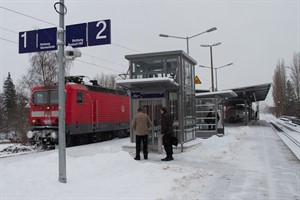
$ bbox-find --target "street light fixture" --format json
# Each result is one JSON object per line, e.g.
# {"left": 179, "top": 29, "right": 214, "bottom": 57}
{"left": 159, "top": 27, "right": 217, "bottom": 54}
{"left": 199, "top": 63, "right": 233, "bottom": 91}
{"left": 200, "top": 42, "right": 222, "bottom": 91}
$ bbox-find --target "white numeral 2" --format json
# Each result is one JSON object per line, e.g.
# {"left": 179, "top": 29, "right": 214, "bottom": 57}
{"left": 96, "top": 20, "right": 107, "bottom": 40}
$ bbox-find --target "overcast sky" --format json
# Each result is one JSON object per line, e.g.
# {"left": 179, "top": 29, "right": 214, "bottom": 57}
{"left": 0, "top": 0, "right": 299, "bottom": 106}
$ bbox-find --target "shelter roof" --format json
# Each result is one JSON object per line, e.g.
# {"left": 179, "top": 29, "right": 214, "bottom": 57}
{"left": 116, "top": 77, "right": 179, "bottom": 90}
{"left": 125, "top": 50, "right": 197, "bottom": 65}
{"left": 196, "top": 90, "right": 237, "bottom": 99}
{"left": 225, "top": 83, "right": 271, "bottom": 106}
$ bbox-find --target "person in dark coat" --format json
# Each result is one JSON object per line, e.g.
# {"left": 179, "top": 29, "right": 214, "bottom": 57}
{"left": 132, "top": 107, "right": 152, "bottom": 160}
{"left": 206, "top": 109, "right": 220, "bottom": 130}
{"left": 160, "top": 107, "right": 174, "bottom": 161}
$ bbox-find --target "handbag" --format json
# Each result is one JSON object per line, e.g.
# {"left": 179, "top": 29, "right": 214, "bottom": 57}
{"left": 171, "top": 136, "right": 178, "bottom": 146}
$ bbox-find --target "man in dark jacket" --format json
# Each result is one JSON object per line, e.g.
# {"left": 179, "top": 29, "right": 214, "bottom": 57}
{"left": 132, "top": 107, "right": 152, "bottom": 160}
{"left": 160, "top": 107, "right": 174, "bottom": 161}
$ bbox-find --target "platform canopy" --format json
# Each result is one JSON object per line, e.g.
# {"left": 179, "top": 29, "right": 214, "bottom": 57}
{"left": 225, "top": 83, "right": 271, "bottom": 106}
{"left": 116, "top": 77, "right": 179, "bottom": 90}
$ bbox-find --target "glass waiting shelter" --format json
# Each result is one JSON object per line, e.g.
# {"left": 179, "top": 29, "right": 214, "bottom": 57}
{"left": 116, "top": 50, "right": 197, "bottom": 152}
{"left": 195, "top": 90, "right": 237, "bottom": 138}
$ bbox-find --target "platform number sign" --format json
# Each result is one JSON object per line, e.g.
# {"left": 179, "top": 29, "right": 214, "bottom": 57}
{"left": 19, "top": 19, "right": 111, "bottom": 53}
{"left": 19, "top": 27, "right": 57, "bottom": 54}
{"left": 88, "top": 19, "right": 111, "bottom": 46}
{"left": 66, "top": 19, "right": 111, "bottom": 48}
{"left": 66, "top": 23, "right": 87, "bottom": 48}
{"left": 19, "top": 30, "right": 38, "bottom": 53}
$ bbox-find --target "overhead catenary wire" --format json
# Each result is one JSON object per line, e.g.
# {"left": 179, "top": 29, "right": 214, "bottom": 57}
{"left": 76, "top": 59, "right": 124, "bottom": 74}
{"left": 0, "top": 37, "right": 18, "bottom": 44}
{"left": 0, "top": 27, "right": 18, "bottom": 34}
{"left": 0, "top": 32, "right": 129, "bottom": 73}
{"left": 83, "top": 52, "right": 125, "bottom": 67}
{"left": 0, "top": 6, "right": 58, "bottom": 27}
{"left": 0, "top": 6, "right": 139, "bottom": 53}
{"left": 0, "top": 6, "right": 137, "bottom": 74}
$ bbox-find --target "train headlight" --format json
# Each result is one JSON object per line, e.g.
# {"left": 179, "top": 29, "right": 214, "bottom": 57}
{"left": 27, "top": 131, "right": 35, "bottom": 139}
{"left": 51, "top": 132, "right": 57, "bottom": 139}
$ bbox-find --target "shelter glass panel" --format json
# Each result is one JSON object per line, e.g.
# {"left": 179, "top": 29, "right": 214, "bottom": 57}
{"left": 167, "top": 92, "right": 179, "bottom": 139}
{"left": 166, "top": 57, "right": 179, "bottom": 80}
{"left": 131, "top": 57, "right": 179, "bottom": 79}
{"left": 196, "top": 98, "right": 219, "bottom": 131}
{"left": 168, "top": 92, "right": 178, "bottom": 121}
{"left": 184, "top": 60, "right": 192, "bottom": 87}
{"left": 183, "top": 90, "right": 196, "bottom": 142}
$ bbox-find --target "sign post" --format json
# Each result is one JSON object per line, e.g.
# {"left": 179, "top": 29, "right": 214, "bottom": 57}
{"left": 57, "top": 0, "right": 67, "bottom": 183}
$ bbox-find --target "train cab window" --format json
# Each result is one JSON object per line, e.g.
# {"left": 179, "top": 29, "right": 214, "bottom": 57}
{"left": 77, "top": 91, "right": 84, "bottom": 104}
{"left": 50, "top": 90, "right": 58, "bottom": 104}
{"left": 33, "top": 91, "right": 48, "bottom": 105}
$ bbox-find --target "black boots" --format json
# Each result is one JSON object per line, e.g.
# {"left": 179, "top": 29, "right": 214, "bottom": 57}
{"left": 134, "top": 156, "right": 140, "bottom": 160}
{"left": 161, "top": 156, "right": 174, "bottom": 161}
{"left": 134, "top": 154, "right": 148, "bottom": 160}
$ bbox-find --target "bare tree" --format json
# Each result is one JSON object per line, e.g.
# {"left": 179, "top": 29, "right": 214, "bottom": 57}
{"left": 284, "top": 80, "right": 296, "bottom": 116}
{"left": 94, "top": 73, "right": 117, "bottom": 89}
{"left": 290, "top": 52, "right": 300, "bottom": 99}
{"left": 289, "top": 52, "right": 300, "bottom": 118}
{"left": 272, "top": 59, "right": 287, "bottom": 116}
{"left": 18, "top": 51, "right": 71, "bottom": 95}
{"left": 0, "top": 94, "right": 4, "bottom": 132}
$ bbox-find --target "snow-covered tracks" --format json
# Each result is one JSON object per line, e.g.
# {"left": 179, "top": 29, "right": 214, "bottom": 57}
{"left": 270, "top": 122, "right": 300, "bottom": 148}
{"left": 264, "top": 116, "right": 300, "bottom": 160}
{"left": 0, "top": 144, "right": 43, "bottom": 159}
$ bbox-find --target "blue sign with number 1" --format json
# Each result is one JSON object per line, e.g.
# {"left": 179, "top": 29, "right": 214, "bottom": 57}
{"left": 19, "top": 27, "right": 57, "bottom": 53}
{"left": 19, "top": 30, "right": 38, "bottom": 53}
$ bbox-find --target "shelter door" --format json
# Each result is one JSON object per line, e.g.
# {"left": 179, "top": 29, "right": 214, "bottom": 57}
{"left": 139, "top": 99, "right": 163, "bottom": 151}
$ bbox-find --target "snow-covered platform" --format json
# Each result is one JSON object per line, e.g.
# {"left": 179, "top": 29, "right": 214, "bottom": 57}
{"left": 122, "top": 137, "right": 203, "bottom": 154}
{"left": 1, "top": 116, "right": 299, "bottom": 199}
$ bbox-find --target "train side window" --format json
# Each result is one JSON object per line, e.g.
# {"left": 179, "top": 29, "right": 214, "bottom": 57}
{"left": 77, "top": 91, "right": 84, "bottom": 104}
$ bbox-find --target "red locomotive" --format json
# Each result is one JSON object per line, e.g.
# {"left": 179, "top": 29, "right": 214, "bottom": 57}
{"left": 26, "top": 76, "right": 130, "bottom": 148}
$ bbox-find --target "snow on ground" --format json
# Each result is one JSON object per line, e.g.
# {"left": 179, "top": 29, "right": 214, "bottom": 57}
{"left": 1, "top": 115, "right": 299, "bottom": 200}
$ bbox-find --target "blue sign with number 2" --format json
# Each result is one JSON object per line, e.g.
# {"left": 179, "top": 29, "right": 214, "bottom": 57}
{"left": 88, "top": 19, "right": 111, "bottom": 46}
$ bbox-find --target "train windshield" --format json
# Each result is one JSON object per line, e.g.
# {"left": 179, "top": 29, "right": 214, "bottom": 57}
{"left": 32, "top": 90, "right": 58, "bottom": 105}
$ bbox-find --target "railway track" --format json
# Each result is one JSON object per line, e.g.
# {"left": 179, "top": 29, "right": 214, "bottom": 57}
{"left": 270, "top": 122, "right": 300, "bottom": 148}
{"left": 0, "top": 144, "right": 44, "bottom": 159}
{"left": 264, "top": 115, "right": 300, "bottom": 160}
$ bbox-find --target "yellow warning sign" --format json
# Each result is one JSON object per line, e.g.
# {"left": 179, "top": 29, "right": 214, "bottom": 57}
{"left": 194, "top": 76, "right": 201, "bottom": 84}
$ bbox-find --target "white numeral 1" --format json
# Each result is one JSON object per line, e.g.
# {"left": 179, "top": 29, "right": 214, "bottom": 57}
{"left": 21, "top": 32, "right": 27, "bottom": 48}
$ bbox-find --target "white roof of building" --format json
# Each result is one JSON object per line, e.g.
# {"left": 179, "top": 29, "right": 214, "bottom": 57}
{"left": 116, "top": 77, "right": 179, "bottom": 90}
{"left": 196, "top": 90, "right": 237, "bottom": 99}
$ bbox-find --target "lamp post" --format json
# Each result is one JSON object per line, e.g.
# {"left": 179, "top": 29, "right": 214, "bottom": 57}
{"left": 214, "top": 63, "right": 233, "bottom": 91}
{"left": 200, "top": 42, "right": 221, "bottom": 91}
{"left": 159, "top": 27, "right": 217, "bottom": 55}
{"left": 199, "top": 62, "right": 233, "bottom": 91}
